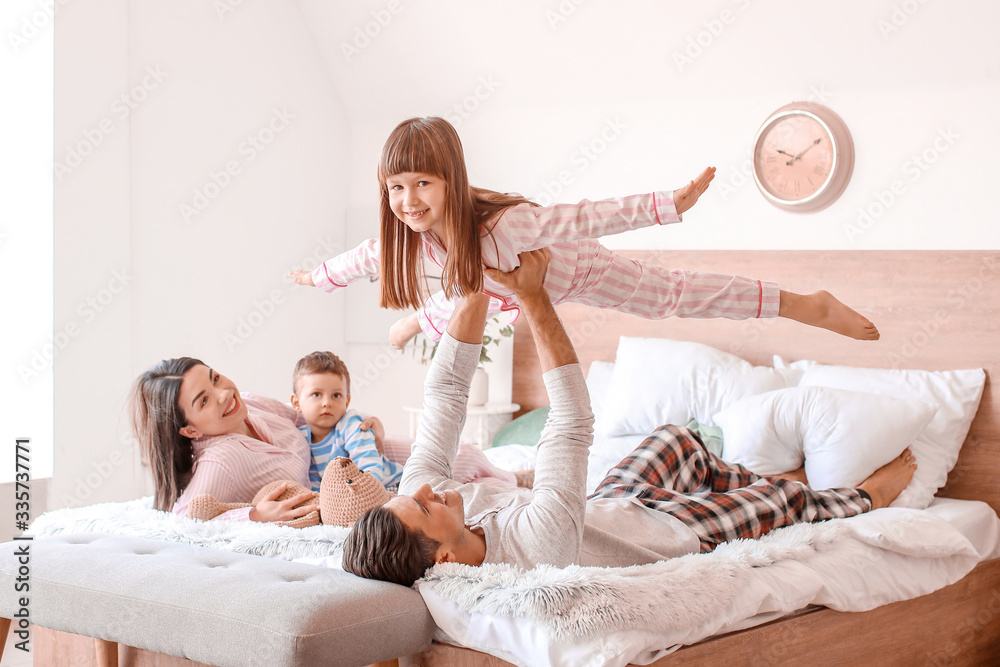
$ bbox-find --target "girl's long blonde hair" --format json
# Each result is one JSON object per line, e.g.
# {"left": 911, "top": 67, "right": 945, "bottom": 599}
{"left": 129, "top": 357, "right": 203, "bottom": 511}
{"left": 377, "top": 117, "right": 538, "bottom": 311}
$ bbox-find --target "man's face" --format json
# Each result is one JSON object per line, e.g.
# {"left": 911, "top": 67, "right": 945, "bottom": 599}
{"left": 385, "top": 483, "right": 467, "bottom": 562}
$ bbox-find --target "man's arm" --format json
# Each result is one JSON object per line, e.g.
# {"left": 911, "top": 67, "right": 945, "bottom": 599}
{"left": 484, "top": 248, "right": 575, "bottom": 373}
{"left": 485, "top": 249, "right": 594, "bottom": 567}
{"left": 396, "top": 292, "right": 491, "bottom": 495}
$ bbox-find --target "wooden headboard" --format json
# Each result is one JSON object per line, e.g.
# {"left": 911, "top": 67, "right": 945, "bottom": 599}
{"left": 512, "top": 250, "right": 999, "bottom": 514}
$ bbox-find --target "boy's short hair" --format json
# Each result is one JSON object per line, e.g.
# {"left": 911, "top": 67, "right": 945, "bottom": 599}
{"left": 292, "top": 351, "right": 351, "bottom": 396}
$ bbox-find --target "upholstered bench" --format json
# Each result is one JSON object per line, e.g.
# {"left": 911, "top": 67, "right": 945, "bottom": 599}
{"left": 0, "top": 534, "right": 435, "bottom": 666}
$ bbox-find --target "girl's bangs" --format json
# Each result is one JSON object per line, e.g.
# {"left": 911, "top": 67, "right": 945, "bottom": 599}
{"left": 379, "top": 122, "right": 448, "bottom": 181}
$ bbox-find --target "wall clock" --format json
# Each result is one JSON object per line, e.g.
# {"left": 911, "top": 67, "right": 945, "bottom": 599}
{"left": 752, "top": 102, "right": 854, "bottom": 213}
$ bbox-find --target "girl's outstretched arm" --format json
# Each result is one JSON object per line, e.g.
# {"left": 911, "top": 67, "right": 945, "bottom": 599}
{"left": 492, "top": 167, "right": 714, "bottom": 263}
{"left": 287, "top": 238, "right": 381, "bottom": 292}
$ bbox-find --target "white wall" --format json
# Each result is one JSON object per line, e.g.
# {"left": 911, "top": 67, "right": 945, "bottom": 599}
{"left": 42, "top": 0, "right": 999, "bottom": 507}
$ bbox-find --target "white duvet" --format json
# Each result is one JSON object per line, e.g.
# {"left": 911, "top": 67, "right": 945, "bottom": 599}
{"left": 419, "top": 495, "right": 999, "bottom": 667}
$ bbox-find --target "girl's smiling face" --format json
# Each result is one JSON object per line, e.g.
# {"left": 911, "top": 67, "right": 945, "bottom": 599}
{"left": 177, "top": 365, "right": 248, "bottom": 439}
{"left": 386, "top": 171, "right": 447, "bottom": 237}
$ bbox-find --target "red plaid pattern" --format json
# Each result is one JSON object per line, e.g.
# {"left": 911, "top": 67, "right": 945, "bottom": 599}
{"left": 590, "top": 425, "right": 871, "bottom": 552}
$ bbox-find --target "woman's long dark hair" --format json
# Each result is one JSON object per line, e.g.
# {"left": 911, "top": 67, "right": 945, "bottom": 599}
{"left": 129, "top": 357, "right": 204, "bottom": 511}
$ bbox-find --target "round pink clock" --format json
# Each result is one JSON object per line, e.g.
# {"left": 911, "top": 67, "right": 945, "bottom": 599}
{"left": 752, "top": 102, "right": 855, "bottom": 213}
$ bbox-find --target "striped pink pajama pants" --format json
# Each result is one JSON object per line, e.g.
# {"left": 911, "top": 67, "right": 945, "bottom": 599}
{"left": 557, "top": 241, "right": 781, "bottom": 321}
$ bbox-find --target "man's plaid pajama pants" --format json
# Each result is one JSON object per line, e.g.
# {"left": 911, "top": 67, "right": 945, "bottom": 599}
{"left": 589, "top": 424, "right": 872, "bottom": 552}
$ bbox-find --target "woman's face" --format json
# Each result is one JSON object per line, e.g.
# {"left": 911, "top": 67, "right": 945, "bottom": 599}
{"left": 177, "top": 364, "right": 248, "bottom": 439}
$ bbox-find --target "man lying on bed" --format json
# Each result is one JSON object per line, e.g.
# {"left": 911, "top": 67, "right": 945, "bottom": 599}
{"left": 343, "top": 248, "right": 917, "bottom": 587}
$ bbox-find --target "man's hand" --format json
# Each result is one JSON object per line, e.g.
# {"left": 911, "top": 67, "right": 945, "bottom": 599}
{"left": 248, "top": 482, "right": 319, "bottom": 523}
{"left": 485, "top": 248, "right": 576, "bottom": 373}
{"left": 484, "top": 247, "right": 551, "bottom": 300}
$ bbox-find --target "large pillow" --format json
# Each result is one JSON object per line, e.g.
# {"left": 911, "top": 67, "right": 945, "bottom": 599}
{"left": 716, "top": 387, "right": 939, "bottom": 500}
{"left": 599, "top": 337, "right": 801, "bottom": 436}
{"left": 585, "top": 360, "right": 615, "bottom": 425}
{"left": 774, "top": 356, "right": 986, "bottom": 509}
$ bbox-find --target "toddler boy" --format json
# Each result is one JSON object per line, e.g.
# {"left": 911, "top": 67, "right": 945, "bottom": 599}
{"left": 291, "top": 351, "right": 403, "bottom": 491}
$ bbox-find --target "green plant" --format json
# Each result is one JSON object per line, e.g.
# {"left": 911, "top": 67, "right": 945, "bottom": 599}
{"left": 415, "top": 317, "right": 514, "bottom": 365}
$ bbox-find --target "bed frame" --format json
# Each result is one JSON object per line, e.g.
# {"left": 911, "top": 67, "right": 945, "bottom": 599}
{"left": 3, "top": 250, "right": 998, "bottom": 666}
{"left": 415, "top": 249, "right": 1000, "bottom": 666}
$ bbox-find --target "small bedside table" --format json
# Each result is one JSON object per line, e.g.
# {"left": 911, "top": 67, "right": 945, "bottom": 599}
{"left": 404, "top": 402, "right": 520, "bottom": 449}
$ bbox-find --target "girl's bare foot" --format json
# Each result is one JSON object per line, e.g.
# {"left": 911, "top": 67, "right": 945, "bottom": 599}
{"left": 778, "top": 290, "right": 880, "bottom": 341}
{"left": 858, "top": 448, "right": 917, "bottom": 509}
{"left": 388, "top": 312, "right": 422, "bottom": 350}
{"left": 514, "top": 469, "right": 535, "bottom": 489}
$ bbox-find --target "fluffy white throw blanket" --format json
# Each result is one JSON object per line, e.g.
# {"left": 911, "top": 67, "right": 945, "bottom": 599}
{"left": 28, "top": 497, "right": 351, "bottom": 561}
{"left": 420, "top": 520, "right": 846, "bottom": 641}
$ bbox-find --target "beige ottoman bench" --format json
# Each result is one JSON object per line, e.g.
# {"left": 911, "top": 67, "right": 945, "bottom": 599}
{"left": 0, "top": 533, "right": 434, "bottom": 666}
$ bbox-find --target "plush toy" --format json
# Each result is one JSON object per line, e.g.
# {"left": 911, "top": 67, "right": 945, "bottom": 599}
{"left": 186, "top": 456, "right": 394, "bottom": 528}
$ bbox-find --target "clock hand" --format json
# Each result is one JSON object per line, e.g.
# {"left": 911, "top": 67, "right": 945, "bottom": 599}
{"left": 790, "top": 138, "right": 822, "bottom": 162}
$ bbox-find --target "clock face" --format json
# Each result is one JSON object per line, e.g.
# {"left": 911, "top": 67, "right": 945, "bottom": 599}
{"left": 752, "top": 103, "right": 854, "bottom": 213}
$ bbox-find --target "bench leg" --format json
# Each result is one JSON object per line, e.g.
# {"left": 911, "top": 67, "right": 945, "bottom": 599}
{"left": 0, "top": 617, "right": 10, "bottom": 661}
{"left": 96, "top": 637, "right": 119, "bottom": 667}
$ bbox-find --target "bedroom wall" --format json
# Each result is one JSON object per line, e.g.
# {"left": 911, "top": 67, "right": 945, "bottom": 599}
{"left": 41, "top": 0, "right": 998, "bottom": 506}
{"left": 46, "top": 0, "right": 351, "bottom": 508}
{"left": 296, "top": 0, "right": 1000, "bottom": 435}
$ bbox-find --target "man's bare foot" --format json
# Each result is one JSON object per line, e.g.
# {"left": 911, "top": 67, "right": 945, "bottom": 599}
{"left": 673, "top": 166, "right": 716, "bottom": 216}
{"left": 514, "top": 469, "right": 535, "bottom": 489}
{"left": 771, "top": 467, "right": 808, "bottom": 485}
{"left": 858, "top": 448, "right": 917, "bottom": 509}
{"left": 388, "top": 312, "right": 422, "bottom": 350}
{"left": 778, "top": 290, "right": 880, "bottom": 341}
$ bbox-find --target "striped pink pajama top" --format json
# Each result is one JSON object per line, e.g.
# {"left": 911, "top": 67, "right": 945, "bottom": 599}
{"left": 173, "top": 393, "right": 311, "bottom": 521}
{"left": 312, "top": 191, "right": 780, "bottom": 341}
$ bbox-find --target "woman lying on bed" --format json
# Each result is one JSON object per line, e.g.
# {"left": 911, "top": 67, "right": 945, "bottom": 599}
{"left": 128, "top": 357, "right": 518, "bottom": 523}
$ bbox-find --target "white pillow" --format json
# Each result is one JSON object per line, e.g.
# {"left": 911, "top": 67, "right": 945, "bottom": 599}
{"left": 585, "top": 360, "right": 615, "bottom": 426}
{"left": 775, "top": 356, "right": 986, "bottom": 509}
{"left": 716, "top": 387, "right": 939, "bottom": 496}
{"left": 600, "top": 337, "right": 801, "bottom": 436}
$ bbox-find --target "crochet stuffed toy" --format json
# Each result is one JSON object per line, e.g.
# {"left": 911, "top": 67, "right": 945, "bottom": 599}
{"left": 186, "top": 456, "right": 394, "bottom": 528}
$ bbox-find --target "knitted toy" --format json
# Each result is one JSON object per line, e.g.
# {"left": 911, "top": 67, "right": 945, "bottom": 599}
{"left": 186, "top": 457, "right": 394, "bottom": 528}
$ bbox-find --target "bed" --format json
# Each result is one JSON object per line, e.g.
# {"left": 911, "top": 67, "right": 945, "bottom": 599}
{"left": 2, "top": 249, "right": 999, "bottom": 666}
{"left": 410, "top": 249, "right": 1000, "bottom": 666}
